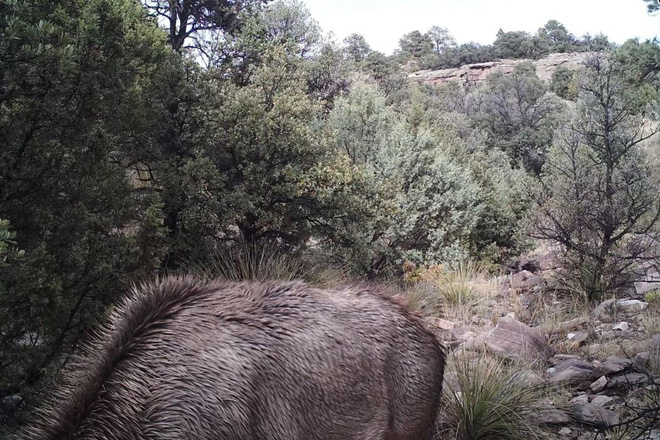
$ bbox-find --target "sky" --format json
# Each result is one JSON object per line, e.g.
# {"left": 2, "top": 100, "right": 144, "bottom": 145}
{"left": 300, "top": 0, "right": 660, "bottom": 54}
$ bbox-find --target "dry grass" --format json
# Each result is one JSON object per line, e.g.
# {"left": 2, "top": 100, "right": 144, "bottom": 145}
{"left": 411, "top": 260, "right": 497, "bottom": 323}
{"left": 189, "top": 242, "right": 347, "bottom": 287}
{"left": 641, "top": 308, "right": 660, "bottom": 337}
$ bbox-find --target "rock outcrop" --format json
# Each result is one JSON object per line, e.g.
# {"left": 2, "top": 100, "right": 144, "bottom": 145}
{"left": 409, "top": 52, "right": 592, "bottom": 86}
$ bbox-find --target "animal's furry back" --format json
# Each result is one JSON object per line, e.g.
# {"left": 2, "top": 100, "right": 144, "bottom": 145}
{"left": 25, "top": 276, "right": 445, "bottom": 440}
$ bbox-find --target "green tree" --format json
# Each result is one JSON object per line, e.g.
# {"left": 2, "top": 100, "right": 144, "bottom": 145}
{"left": 399, "top": 30, "right": 434, "bottom": 59}
{"left": 537, "top": 20, "right": 576, "bottom": 53}
{"left": 0, "top": 0, "right": 169, "bottom": 421}
{"left": 551, "top": 66, "right": 578, "bottom": 100}
{"left": 327, "top": 81, "right": 481, "bottom": 275}
{"left": 615, "top": 39, "right": 660, "bottom": 112}
{"left": 258, "top": 0, "right": 321, "bottom": 57}
{"left": 206, "top": 47, "right": 338, "bottom": 245}
{"left": 476, "top": 63, "right": 565, "bottom": 173}
{"left": 494, "top": 29, "right": 535, "bottom": 59}
{"left": 141, "top": 0, "right": 268, "bottom": 51}
{"left": 535, "top": 56, "right": 660, "bottom": 301}
{"left": 579, "top": 32, "right": 612, "bottom": 52}
{"left": 428, "top": 26, "right": 456, "bottom": 54}
{"left": 343, "top": 33, "right": 371, "bottom": 62}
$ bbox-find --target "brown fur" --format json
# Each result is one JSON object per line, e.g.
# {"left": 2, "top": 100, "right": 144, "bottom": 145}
{"left": 24, "top": 276, "right": 445, "bottom": 440}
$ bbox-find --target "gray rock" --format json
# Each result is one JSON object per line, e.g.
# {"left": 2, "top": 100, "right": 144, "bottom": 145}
{"left": 608, "top": 372, "right": 649, "bottom": 389}
{"left": 591, "top": 299, "right": 615, "bottom": 322}
{"left": 591, "top": 395, "right": 615, "bottom": 408}
{"left": 410, "top": 52, "right": 592, "bottom": 86}
{"left": 634, "top": 268, "right": 660, "bottom": 296}
{"left": 567, "top": 331, "right": 589, "bottom": 343}
{"left": 512, "top": 370, "right": 545, "bottom": 387}
{"left": 612, "top": 321, "right": 629, "bottom": 331}
{"left": 559, "top": 427, "right": 573, "bottom": 436}
{"left": 634, "top": 280, "right": 660, "bottom": 296}
{"left": 590, "top": 375, "right": 608, "bottom": 393}
{"left": 570, "top": 394, "right": 590, "bottom": 404}
{"left": 529, "top": 405, "right": 571, "bottom": 425}
{"left": 511, "top": 270, "right": 542, "bottom": 289}
{"left": 484, "top": 316, "right": 553, "bottom": 362}
{"left": 548, "top": 358, "right": 596, "bottom": 385}
{"left": 633, "top": 351, "right": 650, "bottom": 367}
{"left": 598, "top": 356, "right": 632, "bottom": 375}
{"left": 571, "top": 402, "right": 620, "bottom": 427}
{"left": 550, "top": 354, "right": 585, "bottom": 365}
{"left": 616, "top": 299, "right": 648, "bottom": 312}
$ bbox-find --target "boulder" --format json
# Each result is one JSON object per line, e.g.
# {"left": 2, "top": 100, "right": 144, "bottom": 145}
{"left": 558, "top": 427, "right": 573, "bottom": 437}
{"left": 511, "top": 370, "right": 545, "bottom": 387}
{"left": 591, "top": 299, "right": 615, "bottom": 322}
{"left": 612, "top": 321, "right": 629, "bottom": 331}
{"left": 484, "top": 316, "right": 553, "bottom": 362}
{"left": 511, "top": 270, "right": 542, "bottom": 289}
{"left": 548, "top": 358, "right": 594, "bottom": 385}
{"left": 634, "top": 269, "right": 660, "bottom": 296}
{"left": 598, "top": 356, "right": 632, "bottom": 375}
{"left": 590, "top": 375, "right": 608, "bottom": 393}
{"left": 571, "top": 403, "right": 620, "bottom": 428}
{"left": 591, "top": 395, "right": 615, "bottom": 408}
{"left": 616, "top": 299, "right": 648, "bottom": 312}
{"left": 634, "top": 351, "right": 651, "bottom": 367}
{"left": 528, "top": 405, "right": 571, "bottom": 425}
{"left": 607, "top": 373, "right": 649, "bottom": 390}
{"left": 567, "top": 331, "right": 589, "bottom": 344}
{"left": 570, "top": 394, "right": 589, "bottom": 404}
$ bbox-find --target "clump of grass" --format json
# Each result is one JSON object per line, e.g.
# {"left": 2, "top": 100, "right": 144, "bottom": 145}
{"left": 189, "top": 242, "right": 346, "bottom": 287}
{"left": 641, "top": 308, "right": 660, "bottom": 336}
{"left": 413, "top": 259, "right": 493, "bottom": 321}
{"left": 646, "top": 291, "right": 660, "bottom": 307}
{"left": 437, "top": 354, "right": 550, "bottom": 440}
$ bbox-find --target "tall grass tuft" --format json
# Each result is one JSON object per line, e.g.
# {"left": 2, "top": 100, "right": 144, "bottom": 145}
{"left": 411, "top": 259, "right": 492, "bottom": 321}
{"left": 437, "top": 355, "right": 550, "bottom": 440}
{"left": 188, "top": 242, "right": 346, "bottom": 287}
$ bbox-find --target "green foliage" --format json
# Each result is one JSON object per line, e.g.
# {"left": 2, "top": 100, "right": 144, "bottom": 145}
{"left": 614, "top": 39, "right": 660, "bottom": 112}
{"left": 326, "top": 81, "right": 484, "bottom": 275}
{"left": 646, "top": 290, "right": 660, "bottom": 305}
{"left": 343, "top": 33, "right": 371, "bottom": 62}
{"left": 551, "top": 66, "right": 578, "bottom": 100}
{"left": 494, "top": 29, "right": 536, "bottom": 59}
{"left": 398, "top": 30, "right": 434, "bottom": 61}
{"left": 423, "top": 260, "right": 485, "bottom": 308}
{"left": 0, "top": 0, "right": 171, "bottom": 428}
{"left": 537, "top": 20, "right": 576, "bottom": 54}
{"left": 475, "top": 63, "right": 566, "bottom": 173}
{"left": 0, "top": 219, "right": 23, "bottom": 267}
{"left": 427, "top": 26, "right": 456, "bottom": 54}
{"left": 207, "top": 47, "right": 340, "bottom": 245}
{"left": 535, "top": 55, "right": 660, "bottom": 301}
{"left": 141, "top": 0, "right": 268, "bottom": 51}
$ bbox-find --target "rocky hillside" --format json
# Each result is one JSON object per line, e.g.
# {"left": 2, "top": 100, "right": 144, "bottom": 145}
{"left": 413, "top": 247, "right": 660, "bottom": 439}
{"left": 409, "top": 52, "right": 591, "bottom": 86}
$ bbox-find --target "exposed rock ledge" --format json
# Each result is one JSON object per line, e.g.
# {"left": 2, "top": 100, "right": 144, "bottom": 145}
{"left": 409, "top": 52, "right": 593, "bottom": 86}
